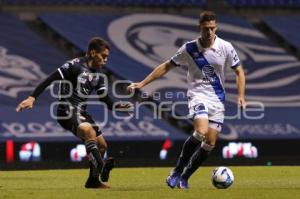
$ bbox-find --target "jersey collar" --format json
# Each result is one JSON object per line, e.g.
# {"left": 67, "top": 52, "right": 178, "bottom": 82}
{"left": 197, "top": 35, "right": 220, "bottom": 52}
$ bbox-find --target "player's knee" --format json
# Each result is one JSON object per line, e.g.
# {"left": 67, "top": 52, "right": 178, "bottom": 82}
{"left": 193, "top": 130, "right": 207, "bottom": 141}
{"left": 78, "top": 123, "right": 96, "bottom": 140}
{"left": 204, "top": 138, "right": 217, "bottom": 146}
{"left": 201, "top": 142, "right": 215, "bottom": 151}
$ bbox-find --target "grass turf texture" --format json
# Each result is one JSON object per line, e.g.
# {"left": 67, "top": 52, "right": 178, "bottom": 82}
{"left": 1, "top": 166, "right": 300, "bottom": 199}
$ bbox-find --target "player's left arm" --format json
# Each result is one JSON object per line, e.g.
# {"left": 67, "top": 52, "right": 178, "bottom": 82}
{"left": 234, "top": 65, "right": 246, "bottom": 109}
{"left": 227, "top": 42, "right": 246, "bottom": 109}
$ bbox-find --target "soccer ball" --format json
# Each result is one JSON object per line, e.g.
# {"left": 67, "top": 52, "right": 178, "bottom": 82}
{"left": 211, "top": 167, "right": 234, "bottom": 189}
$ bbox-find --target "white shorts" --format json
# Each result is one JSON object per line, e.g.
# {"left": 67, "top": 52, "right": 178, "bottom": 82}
{"left": 188, "top": 98, "right": 225, "bottom": 131}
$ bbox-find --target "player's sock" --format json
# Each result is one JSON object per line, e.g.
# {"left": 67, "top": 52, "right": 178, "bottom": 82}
{"left": 88, "top": 161, "right": 99, "bottom": 180}
{"left": 85, "top": 140, "right": 104, "bottom": 174}
{"left": 180, "top": 143, "right": 214, "bottom": 180}
{"left": 173, "top": 134, "right": 202, "bottom": 174}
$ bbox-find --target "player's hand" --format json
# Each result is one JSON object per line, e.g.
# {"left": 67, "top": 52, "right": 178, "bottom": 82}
{"left": 127, "top": 82, "right": 142, "bottom": 93}
{"left": 16, "top": 96, "right": 36, "bottom": 112}
{"left": 238, "top": 96, "right": 246, "bottom": 109}
{"left": 114, "top": 102, "right": 134, "bottom": 112}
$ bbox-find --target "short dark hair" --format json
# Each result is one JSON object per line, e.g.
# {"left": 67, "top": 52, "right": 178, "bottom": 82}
{"left": 199, "top": 11, "right": 217, "bottom": 24}
{"left": 87, "top": 37, "right": 110, "bottom": 53}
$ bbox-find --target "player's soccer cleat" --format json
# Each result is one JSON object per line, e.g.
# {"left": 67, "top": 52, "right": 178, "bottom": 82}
{"left": 101, "top": 157, "right": 115, "bottom": 182}
{"left": 166, "top": 172, "right": 181, "bottom": 188}
{"left": 177, "top": 179, "right": 189, "bottom": 189}
{"left": 85, "top": 178, "right": 111, "bottom": 189}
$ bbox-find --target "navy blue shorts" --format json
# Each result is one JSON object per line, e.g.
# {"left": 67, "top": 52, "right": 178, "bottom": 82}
{"left": 56, "top": 105, "right": 102, "bottom": 137}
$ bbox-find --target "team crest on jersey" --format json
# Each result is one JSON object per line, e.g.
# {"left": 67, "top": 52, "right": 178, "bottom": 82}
{"left": 202, "top": 65, "right": 217, "bottom": 83}
{"left": 0, "top": 46, "right": 47, "bottom": 98}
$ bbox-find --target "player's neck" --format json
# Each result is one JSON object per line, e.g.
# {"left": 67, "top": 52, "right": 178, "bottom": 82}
{"left": 85, "top": 56, "right": 94, "bottom": 70}
{"left": 199, "top": 36, "right": 215, "bottom": 48}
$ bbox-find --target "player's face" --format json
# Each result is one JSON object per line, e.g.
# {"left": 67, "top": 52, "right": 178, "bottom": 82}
{"left": 199, "top": 20, "right": 217, "bottom": 41}
{"left": 90, "top": 48, "right": 110, "bottom": 68}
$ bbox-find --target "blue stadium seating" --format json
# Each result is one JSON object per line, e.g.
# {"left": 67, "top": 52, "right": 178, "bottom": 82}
{"left": 262, "top": 16, "right": 300, "bottom": 51}
{"left": 228, "top": 0, "right": 300, "bottom": 7}
{"left": 0, "top": 13, "right": 67, "bottom": 105}
{"left": 38, "top": 13, "right": 300, "bottom": 140}
{"left": 0, "top": 14, "right": 187, "bottom": 142}
{"left": 0, "top": 0, "right": 206, "bottom": 7}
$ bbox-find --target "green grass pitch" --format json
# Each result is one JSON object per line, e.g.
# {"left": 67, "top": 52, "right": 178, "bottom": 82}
{"left": 1, "top": 166, "right": 300, "bottom": 199}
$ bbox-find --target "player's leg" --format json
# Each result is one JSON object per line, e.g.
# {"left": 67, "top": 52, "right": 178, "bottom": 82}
{"left": 77, "top": 122, "right": 104, "bottom": 171}
{"left": 76, "top": 123, "right": 110, "bottom": 188}
{"left": 96, "top": 135, "right": 107, "bottom": 157}
{"left": 96, "top": 135, "right": 115, "bottom": 182}
{"left": 56, "top": 106, "right": 107, "bottom": 188}
{"left": 175, "top": 117, "right": 209, "bottom": 189}
{"left": 166, "top": 103, "right": 208, "bottom": 189}
{"left": 86, "top": 135, "right": 107, "bottom": 182}
{"left": 178, "top": 123, "right": 220, "bottom": 189}
{"left": 174, "top": 117, "right": 208, "bottom": 173}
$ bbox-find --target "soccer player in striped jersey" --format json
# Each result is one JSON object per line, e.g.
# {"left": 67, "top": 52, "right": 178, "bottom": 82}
{"left": 128, "top": 11, "right": 246, "bottom": 189}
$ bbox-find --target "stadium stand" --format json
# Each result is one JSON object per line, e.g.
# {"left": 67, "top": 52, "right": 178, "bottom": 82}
{"left": 0, "top": 13, "right": 187, "bottom": 143}
{"left": 0, "top": 0, "right": 206, "bottom": 7}
{"left": 227, "top": 0, "right": 300, "bottom": 8}
{"left": 39, "top": 13, "right": 300, "bottom": 141}
{"left": 262, "top": 16, "right": 300, "bottom": 52}
{"left": 1, "top": 1, "right": 300, "bottom": 167}
{"left": 0, "top": 13, "right": 67, "bottom": 105}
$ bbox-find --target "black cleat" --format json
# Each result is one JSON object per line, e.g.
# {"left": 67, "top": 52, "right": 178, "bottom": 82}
{"left": 101, "top": 157, "right": 115, "bottom": 182}
{"left": 85, "top": 178, "right": 110, "bottom": 189}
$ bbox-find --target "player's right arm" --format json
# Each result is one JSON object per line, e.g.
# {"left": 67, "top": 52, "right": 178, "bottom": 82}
{"left": 127, "top": 43, "right": 188, "bottom": 92}
{"left": 16, "top": 68, "right": 66, "bottom": 112}
{"left": 127, "top": 60, "right": 176, "bottom": 92}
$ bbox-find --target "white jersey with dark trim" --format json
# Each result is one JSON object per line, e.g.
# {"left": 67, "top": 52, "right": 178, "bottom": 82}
{"left": 170, "top": 36, "right": 240, "bottom": 107}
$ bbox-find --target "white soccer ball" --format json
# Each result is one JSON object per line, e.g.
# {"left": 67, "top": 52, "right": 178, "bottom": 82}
{"left": 211, "top": 167, "right": 234, "bottom": 189}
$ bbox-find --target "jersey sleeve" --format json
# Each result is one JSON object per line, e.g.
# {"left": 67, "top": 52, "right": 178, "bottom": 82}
{"left": 57, "top": 60, "right": 77, "bottom": 80}
{"left": 57, "top": 62, "right": 72, "bottom": 79}
{"left": 170, "top": 44, "right": 189, "bottom": 67}
{"left": 30, "top": 70, "right": 62, "bottom": 99}
{"left": 226, "top": 43, "right": 241, "bottom": 69}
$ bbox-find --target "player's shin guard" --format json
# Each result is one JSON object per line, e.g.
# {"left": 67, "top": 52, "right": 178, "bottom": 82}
{"left": 173, "top": 134, "right": 202, "bottom": 174}
{"left": 85, "top": 140, "right": 104, "bottom": 174}
{"left": 180, "top": 142, "right": 214, "bottom": 180}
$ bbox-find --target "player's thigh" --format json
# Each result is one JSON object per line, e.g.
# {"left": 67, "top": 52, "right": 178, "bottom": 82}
{"left": 77, "top": 112, "right": 102, "bottom": 140}
{"left": 193, "top": 117, "right": 209, "bottom": 135}
{"left": 77, "top": 122, "right": 96, "bottom": 140}
{"left": 190, "top": 102, "right": 209, "bottom": 134}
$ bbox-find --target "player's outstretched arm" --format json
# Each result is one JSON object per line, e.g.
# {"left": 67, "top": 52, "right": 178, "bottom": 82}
{"left": 234, "top": 65, "right": 246, "bottom": 109}
{"left": 16, "top": 96, "right": 36, "bottom": 112}
{"left": 16, "top": 70, "right": 62, "bottom": 112}
{"left": 127, "top": 60, "right": 175, "bottom": 92}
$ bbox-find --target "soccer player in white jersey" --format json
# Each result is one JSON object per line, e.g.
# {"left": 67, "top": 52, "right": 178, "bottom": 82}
{"left": 128, "top": 11, "right": 246, "bottom": 189}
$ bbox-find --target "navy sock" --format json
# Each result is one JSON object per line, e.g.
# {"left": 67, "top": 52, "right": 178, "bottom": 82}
{"left": 180, "top": 147, "right": 211, "bottom": 180}
{"left": 85, "top": 140, "right": 104, "bottom": 174}
{"left": 173, "top": 136, "right": 201, "bottom": 174}
{"left": 88, "top": 161, "right": 99, "bottom": 179}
